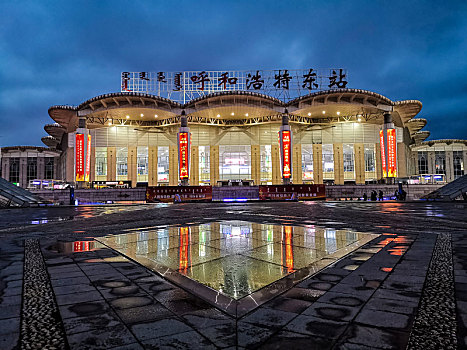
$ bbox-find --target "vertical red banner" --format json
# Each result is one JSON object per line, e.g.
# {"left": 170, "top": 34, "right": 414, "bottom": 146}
{"left": 179, "top": 227, "right": 190, "bottom": 272}
{"left": 75, "top": 134, "right": 85, "bottom": 181}
{"left": 85, "top": 134, "right": 92, "bottom": 182}
{"left": 281, "top": 130, "right": 291, "bottom": 178}
{"left": 379, "top": 130, "right": 387, "bottom": 178}
{"left": 179, "top": 132, "right": 189, "bottom": 179}
{"left": 387, "top": 129, "right": 397, "bottom": 177}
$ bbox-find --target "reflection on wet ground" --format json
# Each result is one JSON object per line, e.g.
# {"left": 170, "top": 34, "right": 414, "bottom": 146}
{"left": 0, "top": 204, "right": 165, "bottom": 229}
{"left": 98, "top": 221, "right": 377, "bottom": 303}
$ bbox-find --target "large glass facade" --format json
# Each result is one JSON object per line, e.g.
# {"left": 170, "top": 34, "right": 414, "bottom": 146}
{"left": 435, "top": 151, "right": 446, "bottom": 174}
{"left": 453, "top": 151, "right": 464, "bottom": 179}
{"left": 137, "top": 146, "right": 148, "bottom": 183}
{"left": 343, "top": 144, "right": 355, "bottom": 180}
{"left": 199, "top": 146, "right": 210, "bottom": 184}
{"left": 116, "top": 147, "right": 128, "bottom": 180}
{"left": 260, "top": 145, "right": 272, "bottom": 183}
{"left": 301, "top": 144, "right": 313, "bottom": 182}
{"left": 418, "top": 151, "right": 428, "bottom": 174}
{"left": 219, "top": 145, "right": 251, "bottom": 181}
{"left": 157, "top": 146, "right": 169, "bottom": 183}
{"left": 322, "top": 144, "right": 334, "bottom": 180}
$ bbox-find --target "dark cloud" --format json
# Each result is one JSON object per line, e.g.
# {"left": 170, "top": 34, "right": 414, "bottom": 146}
{"left": 0, "top": 0, "right": 466, "bottom": 146}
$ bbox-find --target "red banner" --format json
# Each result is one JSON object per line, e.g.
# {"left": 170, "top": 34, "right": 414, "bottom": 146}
{"left": 75, "top": 134, "right": 85, "bottom": 181}
{"left": 179, "top": 132, "right": 189, "bottom": 179}
{"left": 387, "top": 129, "right": 397, "bottom": 177}
{"left": 281, "top": 130, "right": 291, "bottom": 178}
{"left": 379, "top": 130, "right": 387, "bottom": 178}
{"left": 85, "top": 134, "right": 92, "bottom": 182}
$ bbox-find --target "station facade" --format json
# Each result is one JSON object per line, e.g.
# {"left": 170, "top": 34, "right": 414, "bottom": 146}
{"left": 41, "top": 89, "right": 466, "bottom": 188}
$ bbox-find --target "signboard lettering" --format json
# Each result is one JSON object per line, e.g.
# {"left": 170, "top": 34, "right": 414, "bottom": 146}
{"left": 179, "top": 132, "right": 189, "bottom": 179}
{"left": 75, "top": 134, "right": 85, "bottom": 181}
{"left": 281, "top": 131, "right": 291, "bottom": 179}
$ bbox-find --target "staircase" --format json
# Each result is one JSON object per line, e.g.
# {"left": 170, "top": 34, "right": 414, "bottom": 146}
{"left": 422, "top": 174, "right": 467, "bottom": 201}
{"left": 0, "top": 177, "right": 47, "bottom": 207}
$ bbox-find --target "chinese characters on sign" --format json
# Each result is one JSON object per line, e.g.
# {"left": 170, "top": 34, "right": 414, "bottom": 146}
{"left": 75, "top": 134, "right": 85, "bottom": 181}
{"left": 178, "top": 132, "right": 189, "bottom": 179}
{"left": 380, "top": 129, "right": 397, "bottom": 178}
{"left": 85, "top": 135, "right": 92, "bottom": 182}
{"left": 280, "top": 130, "right": 292, "bottom": 179}
{"left": 121, "top": 68, "right": 348, "bottom": 103}
{"left": 387, "top": 129, "right": 397, "bottom": 177}
{"left": 379, "top": 130, "right": 387, "bottom": 178}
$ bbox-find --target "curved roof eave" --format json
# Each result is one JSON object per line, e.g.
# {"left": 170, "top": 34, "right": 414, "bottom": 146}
{"left": 48, "top": 105, "right": 77, "bottom": 131}
{"left": 184, "top": 90, "right": 285, "bottom": 109}
{"left": 413, "top": 130, "right": 430, "bottom": 143}
{"left": 393, "top": 100, "right": 423, "bottom": 124}
{"left": 411, "top": 139, "right": 467, "bottom": 147}
{"left": 77, "top": 92, "right": 182, "bottom": 110}
{"left": 287, "top": 88, "right": 394, "bottom": 108}
{"left": 44, "top": 123, "right": 67, "bottom": 138}
{"left": 41, "top": 136, "right": 60, "bottom": 148}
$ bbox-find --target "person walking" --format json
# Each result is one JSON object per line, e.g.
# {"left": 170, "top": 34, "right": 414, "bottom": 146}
{"left": 378, "top": 190, "right": 383, "bottom": 201}
{"left": 363, "top": 193, "right": 368, "bottom": 201}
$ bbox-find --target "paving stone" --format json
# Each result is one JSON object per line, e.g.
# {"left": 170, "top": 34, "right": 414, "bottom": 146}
{"left": 53, "top": 283, "right": 96, "bottom": 295}
{"left": 285, "top": 314, "right": 348, "bottom": 339}
{"left": 0, "top": 317, "right": 20, "bottom": 335}
{"left": 302, "top": 301, "right": 360, "bottom": 322}
{"left": 259, "top": 330, "right": 333, "bottom": 349}
{"left": 339, "top": 324, "right": 409, "bottom": 349}
{"left": 194, "top": 322, "right": 237, "bottom": 348}
{"left": 240, "top": 307, "right": 298, "bottom": 329}
{"left": 59, "top": 300, "right": 112, "bottom": 319}
{"left": 55, "top": 290, "right": 103, "bottom": 306}
{"left": 130, "top": 317, "right": 194, "bottom": 341}
{"left": 115, "top": 303, "right": 174, "bottom": 324}
{"left": 50, "top": 276, "right": 90, "bottom": 287}
{"left": 237, "top": 322, "right": 275, "bottom": 348}
{"left": 355, "top": 309, "right": 412, "bottom": 331}
{"left": 110, "top": 296, "right": 154, "bottom": 310}
{"left": 316, "top": 291, "right": 366, "bottom": 307}
{"left": 62, "top": 312, "right": 122, "bottom": 335}
{"left": 182, "top": 307, "right": 234, "bottom": 329}
{"left": 141, "top": 330, "right": 216, "bottom": 349}
{"left": 372, "top": 288, "right": 420, "bottom": 303}
{"left": 282, "top": 286, "right": 325, "bottom": 302}
{"left": 0, "top": 332, "right": 19, "bottom": 350}
{"left": 67, "top": 324, "right": 137, "bottom": 349}
{"left": 262, "top": 296, "right": 312, "bottom": 314}
{"left": 364, "top": 297, "right": 418, "bottom": 315}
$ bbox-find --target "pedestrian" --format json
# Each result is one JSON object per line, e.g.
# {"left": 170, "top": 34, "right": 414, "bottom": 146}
{"left": 378, "top": 190, "right": 383, "bottom": 201}
{"left": 371, "top": 191, "right": 377, "bottom": 201}
{"left": 401, "top": 189, "right": 407, "bottom": 201}
{"left": 363, "top": 193, "right": 368, "bottom": 201}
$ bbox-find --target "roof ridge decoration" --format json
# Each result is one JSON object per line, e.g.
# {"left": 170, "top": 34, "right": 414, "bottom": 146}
{"left": 184, "top": 90, "right": 285, "bottom": 107}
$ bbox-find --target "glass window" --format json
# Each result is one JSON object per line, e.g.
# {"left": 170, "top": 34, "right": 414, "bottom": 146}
{"left": 219, "top": 145, "right": 251, "bottom": 181}
{"left": 322, "top": 144, "right": 334, "bottom": 179}
{"left": 45, "top": 158, "right": 54, "bottom": 179}
{"left": 199, "top": 146, "right": 210, "bottom": 184}
{"left": 260, "top": 145, "right": 272, "bottom": 182}
{"left": 453, "top": 151, "right": 464, "bottom": 179}
{"left": 27, "top": 157, "right": 37, "bottom": 182}
{"left": 301, "top": 144, "right": 313, "bottom": 182}
{"left": 116, "top": 147, "right": 128, "bottom": 177}
{"left": 364, "top": 144, "right": 375, "bottom": 172}
{"left": 9, "top": 157, "right": 19, "bottom": 183}
{"left": 95, "top": 148, "right": 107, "bottom": 176}
{"left": 343, "top": 144, "right": 354, "bottom": 173}
{"left": 418, "top": 151, "right": 428, "bottom": 174}
{"left": 435, "top": 151, "right": 445, "bottom": 174}
{"left": 158, "top": 146, "right": 169, "bottom": 183}
{"left": 137, "top": 147, "right": 148, "bottom": 174}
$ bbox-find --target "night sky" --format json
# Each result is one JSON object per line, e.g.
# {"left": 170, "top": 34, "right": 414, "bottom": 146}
{"left": 1, "top": 0, "right": 466, "bottom": 146}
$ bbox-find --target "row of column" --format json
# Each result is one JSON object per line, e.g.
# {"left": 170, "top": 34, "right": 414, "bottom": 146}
{"left": 70, "top": 142, "right": 406, "bottom": 186}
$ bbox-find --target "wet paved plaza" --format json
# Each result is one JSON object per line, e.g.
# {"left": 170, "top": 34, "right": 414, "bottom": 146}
{"left": 0, "top": 201, "right": 466, "bottom": 349}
